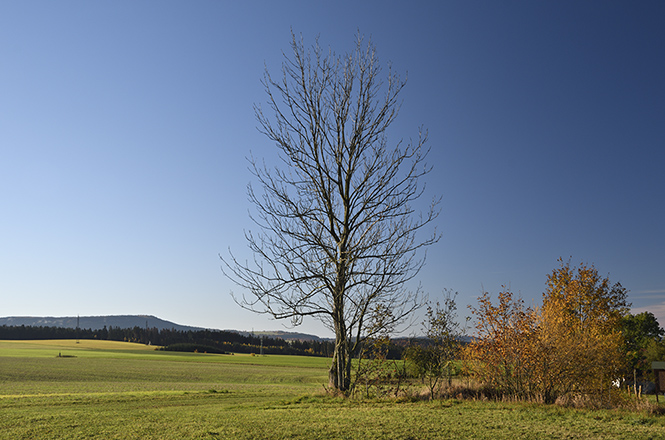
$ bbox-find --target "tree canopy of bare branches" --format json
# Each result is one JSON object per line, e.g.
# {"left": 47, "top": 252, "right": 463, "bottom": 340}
{"left": 221, "top": 33, "right": 440, "bottom": 392}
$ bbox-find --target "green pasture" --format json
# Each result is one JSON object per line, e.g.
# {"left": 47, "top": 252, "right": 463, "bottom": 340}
{"left": 1, "top": 340, "right": 664, "bottom": 439}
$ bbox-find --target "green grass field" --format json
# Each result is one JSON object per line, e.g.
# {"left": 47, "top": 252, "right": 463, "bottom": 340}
{"left": 1, "top": 340, "right": 664, "bottom": 439}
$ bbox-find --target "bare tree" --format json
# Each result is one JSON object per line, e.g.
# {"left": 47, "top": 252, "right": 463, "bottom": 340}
{"left": 221, "top": 33, "right": 440, "bottom": 392}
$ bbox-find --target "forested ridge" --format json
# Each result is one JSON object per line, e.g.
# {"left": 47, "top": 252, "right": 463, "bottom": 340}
{"left": 0, "top": 324, "right": 335, "bottom": 356}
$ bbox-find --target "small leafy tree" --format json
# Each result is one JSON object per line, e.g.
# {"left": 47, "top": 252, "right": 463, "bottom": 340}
{"left": 406, "top": 290, "right": 465, "bottom": 399}
{"left": 404, "top": 344, "right": 440, "bottom": 398}
{"left": 621, "top": 311, "right": 665, "bottom": 382}
{"left": 354, "top": 336, "right": 403, "bottom": 398}
{"left": 464, "top": 287, "right": 539, "bottom": 399}
{"left": 352, "top": 304, "right": 410, "bottom": 399}
{"left": 539, "top": 259, "right": 629, "bottom": 401}
{"left": 644, "top": 339, "right": 665, "bottom": 371}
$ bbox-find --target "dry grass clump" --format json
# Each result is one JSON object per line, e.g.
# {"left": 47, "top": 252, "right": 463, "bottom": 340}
{"left": 415, "top": 378, "right": 665, "bottom": 415}
{"left": 615, "top": 395, "right": 665, "bottom": 415}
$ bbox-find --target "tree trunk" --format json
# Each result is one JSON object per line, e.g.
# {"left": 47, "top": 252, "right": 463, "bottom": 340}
{"left": 329, "top": 338, "right": 350, "bottom": 391}
{"left": 329, "top": 301, "right": 350, "bottom": 392}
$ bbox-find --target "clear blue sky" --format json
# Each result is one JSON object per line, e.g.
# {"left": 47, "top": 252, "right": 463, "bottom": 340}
{"left": 1, "top": 1, "right": 663, "bottom": 337}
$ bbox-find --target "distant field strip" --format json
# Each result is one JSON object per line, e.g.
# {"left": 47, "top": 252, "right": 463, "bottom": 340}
{"left": 0, "top": 340, "right": 328, "bottom": 396}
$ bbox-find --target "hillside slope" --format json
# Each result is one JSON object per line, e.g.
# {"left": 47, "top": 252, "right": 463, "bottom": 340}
{"left": 0, "top": 315, "right": 201, "bottom": 332}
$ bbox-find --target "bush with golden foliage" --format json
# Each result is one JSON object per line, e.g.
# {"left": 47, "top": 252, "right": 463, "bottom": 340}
{"left": 537, "top": 259, "right": 629, "bottom": 402}
{"left": 465, "top": 259, "right": 629, "bottom": 404}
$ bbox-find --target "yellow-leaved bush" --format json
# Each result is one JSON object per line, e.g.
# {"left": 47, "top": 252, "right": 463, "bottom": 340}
{"left": 465, "top": 259, "right": 629, "bottom": 404}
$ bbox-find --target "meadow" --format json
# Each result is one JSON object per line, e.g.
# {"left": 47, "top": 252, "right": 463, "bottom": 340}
{"left": 1, "top": 340, "right": 664, "bottom": 439}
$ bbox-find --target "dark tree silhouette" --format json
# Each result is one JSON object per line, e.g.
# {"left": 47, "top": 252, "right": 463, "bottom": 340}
{"left": 222, "top": 33, "right": 440, "bottom": 392}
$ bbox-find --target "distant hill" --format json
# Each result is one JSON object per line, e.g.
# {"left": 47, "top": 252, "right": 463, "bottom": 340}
{"left": 0, "top": 315, "right": 202, "bottom": 332}
{"left": 244, "top": 330, "right": 330, "bottom": 342}
{"left": 0, "top": 315, "right": 327, "bottom": 341}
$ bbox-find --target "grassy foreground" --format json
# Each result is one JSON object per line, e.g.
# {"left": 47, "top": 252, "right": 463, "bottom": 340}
{"left": 1, "top": 340, "right": 664, "bottom": 439}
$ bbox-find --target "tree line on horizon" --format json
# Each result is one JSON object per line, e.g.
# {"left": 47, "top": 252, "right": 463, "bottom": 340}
{"left": 0, "top": 324, "right": 339, "bottom": 356}
{"left": 0, "top": 322, "right": 423, "bottom": 359}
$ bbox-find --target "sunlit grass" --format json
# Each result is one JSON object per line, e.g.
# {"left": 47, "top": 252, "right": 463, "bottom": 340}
{"left": 1, "top": 340, "right": 664, "bottom": 439}
{"left": 5, "top": 339, "right": 155, "bottom": 349}
{"left": 2, "top": 392, "right": 665, "bottom": 440}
